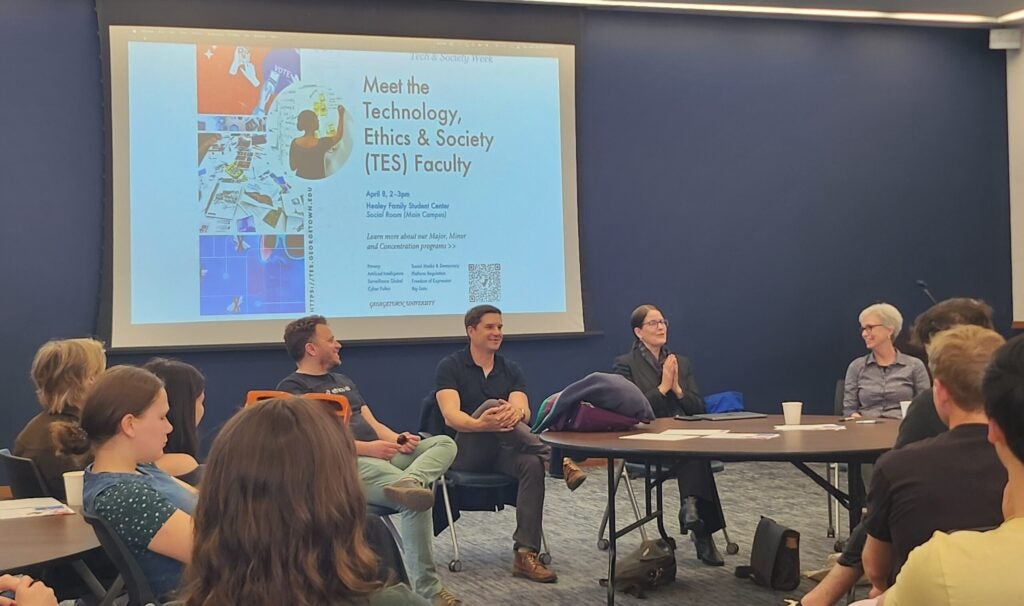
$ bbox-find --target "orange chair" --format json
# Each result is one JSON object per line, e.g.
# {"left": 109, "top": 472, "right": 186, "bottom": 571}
{"left": 244, "top": 390, "right": 351, "bottom": 425}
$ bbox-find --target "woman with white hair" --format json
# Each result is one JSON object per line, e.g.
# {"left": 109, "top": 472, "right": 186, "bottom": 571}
{"left": 843, "top": 303, "right": 930, "bottom": 418}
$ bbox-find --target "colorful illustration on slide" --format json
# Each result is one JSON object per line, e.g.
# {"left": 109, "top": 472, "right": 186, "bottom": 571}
{"left": 197, "top": 46, "right": 300, "bottom": 116}
{"left": 199, "top": 234, "right": 305, "bottom": 316}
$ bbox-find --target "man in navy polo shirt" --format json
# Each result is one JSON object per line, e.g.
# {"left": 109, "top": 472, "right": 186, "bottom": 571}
{"left": 434, "top": 305, "right": 586, "bottom": 583}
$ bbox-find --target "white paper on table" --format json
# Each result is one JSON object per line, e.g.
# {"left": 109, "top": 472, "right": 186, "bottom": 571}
{"left": 0, "top": 497, "right": 75, "bottom": 520}
{"left": 619, "top": 433, "right": 701, "bottom": 441}
{"left": 662, "top": 429, "right": 731, "bottom": 436}
{"left": 772, "top": 424, "right": 846, "bottom": 432}
{"left": 702, "top": 432, "right": 780, "bottom": 440}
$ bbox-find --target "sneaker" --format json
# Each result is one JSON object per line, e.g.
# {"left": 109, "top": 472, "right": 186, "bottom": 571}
{"left": 432, "top": 588, "right": 462, "bottom": 606}
{"left": 382, "top": 477, "right": 434, "bottom": 512}
{"left": 512, "top": 550, "right": 558, "bottom": 583}
{"left": 563, "top": 459, "right": 587, "bottom": 492}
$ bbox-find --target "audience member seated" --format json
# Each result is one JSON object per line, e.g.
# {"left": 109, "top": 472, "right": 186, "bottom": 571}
{"left": 860, "top": 325, "right": 1006, "bottom": 593}
{"left": 853, "top": 333, "right": 1024, "bottom": 606}
{"left": 14, "top": 338, "right": 105, "bottom": 500}
{"left": 54, "top": 366, "right": 196, "bottom": 601}
{"left": 143, "top": 358, "right": 206, "bottom": 486}
{"left": 801, "top": 298, "right": 998, "bottom": 606}
{"left": 180, "top": 396, "right": 429, "bottom": 606}
{"left": 611, "top": 304, "right": 726, "bottom": 567}
{"left": 276, "top": 315, "right": 460, "bottom": 606}
{"left": 895, "top": 298, "right": 996, "bottom": 448}
{"left": 844, "top": 303, "right": 930, "bottom": 419}
{"left": 434, "top": 304, "right": 587, "bottom": 583}
{"left": 0, "top": 574, "right": 58, "bottom": 606}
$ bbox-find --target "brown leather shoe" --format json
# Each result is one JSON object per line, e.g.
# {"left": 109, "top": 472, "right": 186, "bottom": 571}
{"left": 563, "top": 459, "right": 587, "bottom": 492}
{"left": 512, "top": 550, "right": 558, "bottom": 583}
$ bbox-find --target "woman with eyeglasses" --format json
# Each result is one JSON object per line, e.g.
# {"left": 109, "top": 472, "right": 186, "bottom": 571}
{"left": 843, "top": 303, "right": 930, "bottom": 419}
{"left": 612, "top": 304, "right": 726, "bottom": 567}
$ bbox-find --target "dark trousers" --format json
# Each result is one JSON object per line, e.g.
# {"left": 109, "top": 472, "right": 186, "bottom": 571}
{"left": 675, "top": 459, "right": 725, "bottom": 534}
{"left": 837, "top": 518, "right": 869, "bottom": 568}
{"left": 452, "top": 399, "right": 549, "bottom": 552}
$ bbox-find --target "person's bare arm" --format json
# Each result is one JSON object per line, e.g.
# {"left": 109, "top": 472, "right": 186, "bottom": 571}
{"left": 363, "top": 405, "right": 400, "bottom": 442}
{"left": 437, "top": 389, "right": 512, "bottom": 433}
{"left": 155, "top": 453, "right": 199, "bottom": 479}
{"left": 508, "top": 391, "right": 531, "bottom": 424}
{"left": 863, "top": 535, "right": 894, "bottom": 593}
{"left": 147, "top": 509, "right": 194, "bottom": 564}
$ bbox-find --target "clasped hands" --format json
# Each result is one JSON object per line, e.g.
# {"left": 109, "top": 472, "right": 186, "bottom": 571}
{"left": 477, "top": 399, "right": 524, "bottom": 432}
{"left": 659, "top": 354, "right": 685, "bottom": 398}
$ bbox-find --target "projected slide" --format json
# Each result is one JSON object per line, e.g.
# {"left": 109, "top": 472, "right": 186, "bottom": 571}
{"left": 108, "top": 26, "right": 581, "bottom": 347}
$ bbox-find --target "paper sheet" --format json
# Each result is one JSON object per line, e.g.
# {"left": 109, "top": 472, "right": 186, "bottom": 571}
{"left": 0, "top": 498, "right": 75, "bottom": 520}
{"left": 701, "top": 432, "right": 780, "bottom": 440}
{"left": 773, "top": 424, "right": 846, "bottom": 432}
{"left": 662, "top": 429, "right": 731, "bottom": 436}
{"left": 619, "top": 433, "right": 701, "bottom": 441}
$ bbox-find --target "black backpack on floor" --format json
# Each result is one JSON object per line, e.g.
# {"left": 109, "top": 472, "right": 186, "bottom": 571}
{"left": 600, "top": 538, "right": 677, "bottom": 598}
{"left": 735, "top": 516, "right": 800, "bottom": 591}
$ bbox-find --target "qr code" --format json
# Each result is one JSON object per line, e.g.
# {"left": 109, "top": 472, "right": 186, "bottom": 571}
{"left": 468, "top": 263, "right": 501, "bottom": 302}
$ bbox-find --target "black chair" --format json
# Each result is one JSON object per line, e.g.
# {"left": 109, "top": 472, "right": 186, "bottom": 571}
{"left": 0, "top": 448, "right": 51, "bottom": 498}
{"left": 82, "top": 512, "right": 159, "bottom": 606}
{"left": 367, "top": 502, "right": 403, "bottom": 550}
{"left": 596, "top": 460, "right": 739, "bottom": 555}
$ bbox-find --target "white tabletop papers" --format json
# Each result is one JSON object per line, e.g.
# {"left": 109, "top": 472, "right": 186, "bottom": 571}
{"left": 619, "top": 433, "right": 701, "bottom": 441}
{"left": 0, "top": 498, "right": 75, "bottom": 520}
{"left": 619, "top": 428, "right": 781, "bottom": 441}
{"left": 772, "top": 424, "right": 846, "bottom": 432}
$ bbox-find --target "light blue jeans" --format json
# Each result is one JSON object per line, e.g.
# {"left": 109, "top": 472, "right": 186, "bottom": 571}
{"left": 358, "top": 435, "right": 457, "bottom": 599}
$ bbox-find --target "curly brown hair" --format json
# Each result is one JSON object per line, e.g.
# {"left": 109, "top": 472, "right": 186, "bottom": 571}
{"left": 283, "top": 315, "right": 327, "bottom": 362}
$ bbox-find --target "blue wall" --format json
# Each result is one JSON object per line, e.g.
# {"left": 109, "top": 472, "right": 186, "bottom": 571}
{"left": 0, "top": 0, "right": 1011, "bottom": 468}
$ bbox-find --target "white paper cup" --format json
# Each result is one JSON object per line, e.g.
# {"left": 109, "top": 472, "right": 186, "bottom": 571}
{"left": 63, "top": 470, "right": 85, "bottom": 507}
{"left": 900, "top": 400, "right": 912, "bottom": 419}
{"left": 782, "top": 401, "right": 803, "bottom": 425}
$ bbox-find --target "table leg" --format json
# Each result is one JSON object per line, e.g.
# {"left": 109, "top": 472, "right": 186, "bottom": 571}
{"left": 848, "top": 462, "right": 865, "bottom": 530}
{"left": 606, "top": 457, "right": 617, "bottom": 606}
{"left": 653, "top": 461, "right": 672, "bottom": 544}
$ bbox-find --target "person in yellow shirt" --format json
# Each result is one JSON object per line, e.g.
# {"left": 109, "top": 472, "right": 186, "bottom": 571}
{"left": 854, "top": 334, "right": 1024, "bottom": 606}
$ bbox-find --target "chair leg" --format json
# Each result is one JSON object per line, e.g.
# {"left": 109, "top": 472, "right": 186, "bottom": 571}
{"left": 827, "top": 463, "right": 836, "bottom": 538}
{"left": 70, "top": 559, "right": 108, "bottom": 601}
{"left": 440, "top": 475, "right": 463, "bottom": 572}
{"left": 381, "top": 515, "right": 403, "bottom": 551}
{"left": 597, "top": 460, "right": 627, "bottom": 550}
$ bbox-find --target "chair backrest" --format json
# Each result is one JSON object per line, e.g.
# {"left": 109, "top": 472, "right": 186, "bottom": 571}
{"left": 82, "top": 511, "right": 160, "bottom": 606}
{"left": 418, "top": 391, "right": 454, "bottom": 438}
{"left": 833, "top": 379, "right": 845, "bottom": 416}
{"left": 0, "top": 448, "right": 51, "bottom": 498}
{"left": 244, "top": 390, "right": 351, "bottom": 424}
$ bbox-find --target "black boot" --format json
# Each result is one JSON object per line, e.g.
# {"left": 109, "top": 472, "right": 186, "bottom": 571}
{"left": 692, "top": 531, "right": 724, "bottom": 566}
{"left": 679, "top": 496, "right": 704, "bottom": 534}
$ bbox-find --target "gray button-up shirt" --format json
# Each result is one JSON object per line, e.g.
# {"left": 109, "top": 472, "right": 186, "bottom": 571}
{"left": 843, "top": 351, "right": 930, "bottom": 418}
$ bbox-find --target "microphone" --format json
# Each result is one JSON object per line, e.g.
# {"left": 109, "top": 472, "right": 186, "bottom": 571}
{"left": 916, "top": 280, "right": 938, "bottom": 305}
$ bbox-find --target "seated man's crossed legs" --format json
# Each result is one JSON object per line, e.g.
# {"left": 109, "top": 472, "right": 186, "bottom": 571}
{"left": 359, "top": 434, "right": 459, "bottom": 605}
{"left": 449, "top": 398, "right": 569, "bottom": 583}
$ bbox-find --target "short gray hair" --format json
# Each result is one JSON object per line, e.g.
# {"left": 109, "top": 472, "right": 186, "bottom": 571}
{"left": 859, "top": 303, "right": 903, "bottom": 339}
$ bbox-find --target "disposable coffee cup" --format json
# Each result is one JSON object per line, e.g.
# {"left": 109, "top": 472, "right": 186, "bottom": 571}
{"left": 782, "top": 401, "right": 803, "bottom": 425}
{"left": 900, "top": 400, "right": 912, "bottom": 419}
{"left": 63, "top": 470, "right": 84, "bottom": 507}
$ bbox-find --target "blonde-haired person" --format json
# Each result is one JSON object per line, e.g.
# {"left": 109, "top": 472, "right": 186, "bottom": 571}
{"left": 844, "top": 303, "right": 930, "bottom": 418}
{"left": 182, "top": 397, "right": 429, "bottom": 606}
{"left": 14, "top": 338, "right": 105, "bottom": 500}
{"left": 54, "top": 366, "right": 196, "bottom": 601}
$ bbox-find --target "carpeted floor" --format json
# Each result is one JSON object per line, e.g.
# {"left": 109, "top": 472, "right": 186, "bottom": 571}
{"left": 425, "top": 461, "right": 862, "bottom": 606}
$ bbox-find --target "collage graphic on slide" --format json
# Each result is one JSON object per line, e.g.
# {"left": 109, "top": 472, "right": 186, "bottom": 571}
{"left": 195, "top": 45, "right": 353, "bottom": 316}
{"left": 199, "top": 234, "right": 306, "bottom": 316}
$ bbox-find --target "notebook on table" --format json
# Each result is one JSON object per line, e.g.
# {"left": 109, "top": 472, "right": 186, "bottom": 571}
{"left": 675, "top": 411, "right": 769, "bottom": 421}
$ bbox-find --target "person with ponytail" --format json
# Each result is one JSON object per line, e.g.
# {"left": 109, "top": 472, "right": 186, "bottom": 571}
{"left": 54, "top": 366, "right": 196, "bottom": 600}
{"left": 14, "top": 338, "right": 105, "bottom": 500}
{"left": 182, "top": 397, "right": 428, "bottom": 606}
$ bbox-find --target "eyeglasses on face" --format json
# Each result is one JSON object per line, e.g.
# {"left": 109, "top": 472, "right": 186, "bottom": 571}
{"left": 644, "top": 319, "right": 669, "bottom": 328}
{"left": 860, "top": 324, "right": 884, "bottom": 333}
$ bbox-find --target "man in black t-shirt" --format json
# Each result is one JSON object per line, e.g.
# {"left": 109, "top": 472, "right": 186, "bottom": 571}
{"left": 278, "top": 315, "right": 461, "bottom": 606}
{"left": 861, "top": 325, "right": 1007, "bottom": 593}
{"left": 433, "top": 305, "right": 585, "bottom": 583}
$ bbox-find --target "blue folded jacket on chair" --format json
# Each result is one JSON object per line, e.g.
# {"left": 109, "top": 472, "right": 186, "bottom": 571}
{"left": 532, "top": 372, "right": 655, "bottom": 433}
